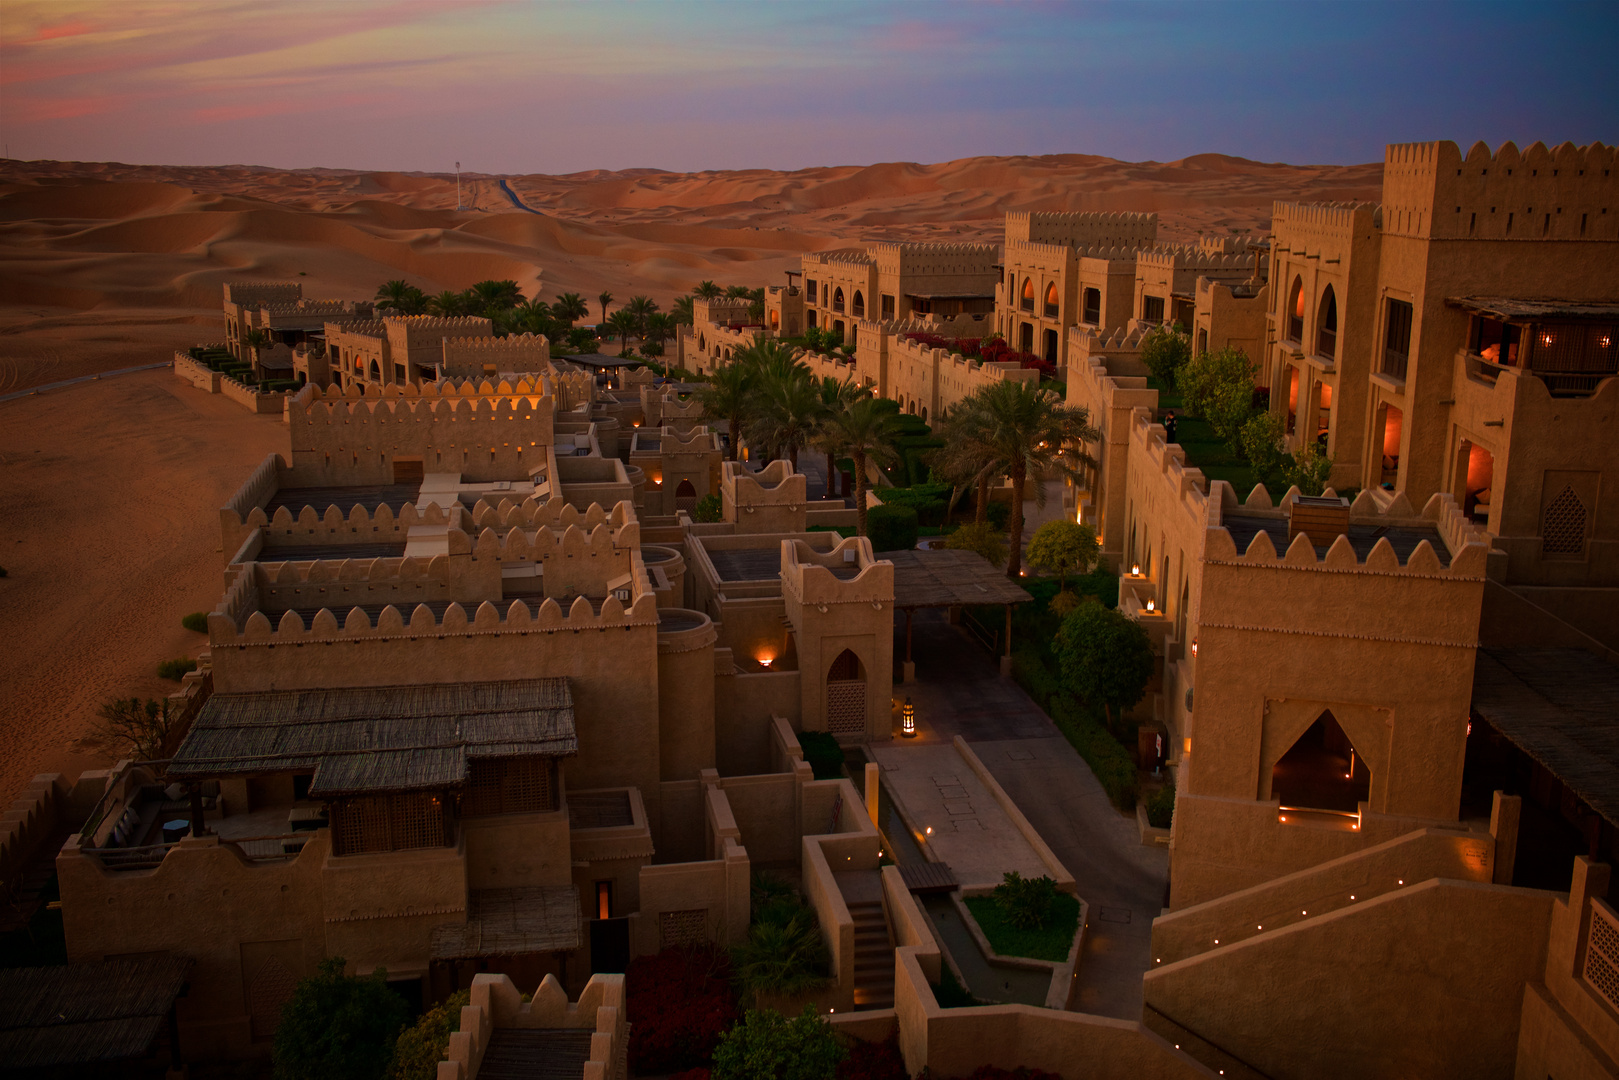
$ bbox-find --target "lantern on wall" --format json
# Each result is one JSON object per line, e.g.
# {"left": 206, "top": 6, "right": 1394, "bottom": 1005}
{"left": 901, "top": 697, "right": 917, "bottom": 738}
{"left": 1131, "top": 564, "right": 1142, "bottom": 576}
{"left": 1145, "top": 598, "right": 1156, "bottom": 612}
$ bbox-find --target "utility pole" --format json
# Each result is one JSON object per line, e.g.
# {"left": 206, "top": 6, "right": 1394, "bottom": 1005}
{"left": 456, "top": 161, "right": 462, "bottom": 211}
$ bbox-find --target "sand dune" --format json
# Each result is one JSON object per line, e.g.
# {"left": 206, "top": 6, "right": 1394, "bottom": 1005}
{"left": 0, "top": 150, "right": 1384, "bottom": 805}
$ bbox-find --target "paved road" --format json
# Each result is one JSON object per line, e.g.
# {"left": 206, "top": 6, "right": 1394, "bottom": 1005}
{"left": 892, "top": 608, "right": 1168, "bottom": 1020}
{"left": 0, "top": 361, "right": 172, "bottom": 406}
{"left": 497, "top": 177, "right": 541, "bottom": 215}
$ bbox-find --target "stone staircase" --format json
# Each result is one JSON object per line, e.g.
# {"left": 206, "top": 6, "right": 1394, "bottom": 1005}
{"left": 849, "top": 899, "right": 895, "bottom": 1010}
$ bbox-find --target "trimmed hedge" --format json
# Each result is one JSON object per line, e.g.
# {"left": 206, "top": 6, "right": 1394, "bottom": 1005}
{"left": 1050, "top": 696, "right": 1138, "bottom": 812}
{"left": 866, "top": 504, "right": 918, "bottom": 553}
{"left": 875, "top": 483, "right": 952, "bottom": 527}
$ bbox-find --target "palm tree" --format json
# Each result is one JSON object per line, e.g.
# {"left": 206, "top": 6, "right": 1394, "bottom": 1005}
{"left": 693, "top": 281, "right": 723, "bottom": 299}
{"left": 467, "top": 279, "right": 524, "bottom": 315}
{"left": 553, "top": 292, "right": 590, "bottom": 327}
{"left": 597, "top": 290, "right": 614, "bottom": 325}
{"left": 745, "top": 361, "right": 822, "bottom": 472}
{"left": 604, "top": 310, "right": 639, "bottom": 354}
{"left": 725, "top": 284, "right": 753, "bottom": 299}
{"left": 820, "top": 398, "right": 904, "bottom": 536}
{"left": 642, "top": 312, "right": 677, "bottom": 355}
{"left": 929, "top": 398, "right": 1001, "bottom": 525}
{"left": 426, "top": 290, "right": 469, "bottom": 317}
{"left": 506, "top": 299, "right": 558, "bottom": 339}
{"left": 963, "top": 381, "right": 1098, "bottom": 580}
{"left": 375, "top": 279, "right": 425, "bottom": 314}
{"left": 697, "top": 358, "right": 755, "bottom": 461}
{"left": 671, "top": 295, "right": 695, "bottom": 326}
{"left": 625, "top": 295, "right": 659, "bottom": 337}
{"left": 812, "top": 376, "right": 867, "bottom": 498}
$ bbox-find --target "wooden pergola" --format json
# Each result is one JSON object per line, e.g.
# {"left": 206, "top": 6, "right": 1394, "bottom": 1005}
{"left": 882, "top": 548, "right": 1033, "bottom": 678}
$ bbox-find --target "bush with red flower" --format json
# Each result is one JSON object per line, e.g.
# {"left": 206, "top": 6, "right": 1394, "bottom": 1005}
{"left": 625, "top": 944, "right": 739, "bottom": 1075}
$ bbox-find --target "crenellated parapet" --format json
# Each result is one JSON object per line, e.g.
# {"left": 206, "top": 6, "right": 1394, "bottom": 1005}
{"left": 1383, "top": 139, "right": 1618, "bottom": 240}
{"left": 779, "top": 536, "right": 893, "bottom": 608}
{"left": 440, "top": 332, "right": 550, "bottom": 376}
{"left": 466, "top": 495, "right": 634, "bottom": 535}
{"left": 722, "top": 460, "right": 806, "bottom": 533}
{"left": 209, "top": 589, "right": 660, "bottom": 649}
{"left": 1005, "top": 210, "right": 1158, "bottom": 248}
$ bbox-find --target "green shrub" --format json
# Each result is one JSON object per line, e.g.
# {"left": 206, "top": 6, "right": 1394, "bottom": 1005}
{"left": 390, "top": 990, "right": 469, "bottom": 1080}
{"left": 875, "top": 483, "right": 952, "bottom": 526}
{"left": 865, "top": 503, "right": 918, "bottom": 553}
{"left": 181, "top": 612, "right": 209, "bottom": 633}
{"left": 1049, "top": 696, "right": 1138, "bottom": 812}
{"left": 712, "top": 1007, "right": 844, "bottom": 1080}
{"left": 694, "top": 494, "right": 723, "bottom": 523}
{"left": 1139, "top": 323, "right": 1191, "bottom": 388}
{"left": 992, "top": 871, "right": 1060, "bottom": 930}
{"left": 796, "top": 731, "right": 844, "bottom": 780}
{"left": 272, "top": 957, "right": 409, "bottom": 1080}
{"left": 730, "top": 910, "right": 831, "bottom": 1002}
{"left": 1010, "top": 647, "right": 1060, "bottom": 710}
{"left": 943, "top": 520, "right": 1006, "bottom": 568}
{"left": 984, "top": 499, "right": 1010, "bottom": 531}
{"left": 1053, "top": 604, "right": 1154, "bottom": 733}
{"left": 157, "top": 658, "right": 197, "bottom": 681}
{"left": 963, "top": 891, "right": 1082, "bottom": 963}
{"left": 1145, "top": 782, "right": 1176, "bottom": 830}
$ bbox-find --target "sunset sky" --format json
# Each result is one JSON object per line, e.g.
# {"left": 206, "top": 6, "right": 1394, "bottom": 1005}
{"left": 2, "top": 0, "right": 1614, "bottom": 174}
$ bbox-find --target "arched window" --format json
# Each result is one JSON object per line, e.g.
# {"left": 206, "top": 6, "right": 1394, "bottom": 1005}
{"left": 1044, "top": 282, "right": 1059, "bottom": 318}
{"left": 832, "top": 287, "right": 845, "bottom": 314}
{"left": 674, "top": 478, "right": 698, "bottom": 513}
{"left": 852, "top": 291, "right": 865, "bottom": 318}
{"left": 1272, "top": 712, "right": 1370, "bottom": 814}
{"left": 1021, "top": 278, "right": 1035, "bottom": 312}
{"left": 1316, "top": 286, "right": 1338, "bottom": 359}
{"left": 1286, "top": 277, "right": 1305, "bottom": 343}
{"left": 369, "top": 359, "right": 380, "bottom": 382}
{"left": 770, "top": 310, "right": 779, "bottom": 329}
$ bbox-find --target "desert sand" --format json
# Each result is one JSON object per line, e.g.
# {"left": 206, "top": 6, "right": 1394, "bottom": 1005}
{"left": 0, "top": 152, "right": 1382, "bottom": 805}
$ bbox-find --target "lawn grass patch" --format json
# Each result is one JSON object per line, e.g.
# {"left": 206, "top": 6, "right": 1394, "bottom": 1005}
{"left": 963, "top": 892, "right": 1081, "bottom": 962}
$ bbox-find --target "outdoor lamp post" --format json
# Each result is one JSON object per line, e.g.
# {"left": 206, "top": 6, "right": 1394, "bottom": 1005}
{"left": 901, "top": 697, "right": 917, "bottom": 738}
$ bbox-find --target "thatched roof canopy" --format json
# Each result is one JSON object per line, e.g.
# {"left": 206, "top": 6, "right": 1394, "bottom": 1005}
{"left": 168, "top": 679, "right": 576, "bottom": 796}
{"left": 883, "top": 548, "right": 1032, "bottom": 609}
{"left": 1472, "top": 648, "right": 1619, "bottom": 828}
{"left": 0, "top": 956, "right": 192, "bottom": 1070}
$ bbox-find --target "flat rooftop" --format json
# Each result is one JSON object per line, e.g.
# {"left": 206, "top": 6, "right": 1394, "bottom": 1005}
{"left": 1472, "top": 648, "right": 1619, "bottom": 830}
{"left": 706, "top": 547, "right": 860, "bottom": 584}
{"left": 1220, "top": 513, "right": 1452, "bottom": 567}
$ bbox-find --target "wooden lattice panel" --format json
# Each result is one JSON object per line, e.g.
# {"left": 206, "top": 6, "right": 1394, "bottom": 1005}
{"left": 1542, "top": 486, "right": 1588, "bottom": 555}
{"left": 827, "top": 679, "right": 866, "bottom": 735}
{"left": 660, "top": 908, "right": 708, "bottom": 950}
{"left": 463, "top": 758, "right": 556, "bottom": 817}
{"left": 331, "top": 792, "right": 446, "bottom": 855}
{"left": 1585, "top": 898, "right": 1619, "bottom": 1013}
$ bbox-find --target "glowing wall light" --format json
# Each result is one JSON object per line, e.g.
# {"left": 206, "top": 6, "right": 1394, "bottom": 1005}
{"left": 901, "top": 696, "right": 917, "bottom": 738}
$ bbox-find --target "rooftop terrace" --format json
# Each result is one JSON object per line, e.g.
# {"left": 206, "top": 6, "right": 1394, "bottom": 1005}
{"left": 1220, "top": 513, "right": 1453, "bottom": 567}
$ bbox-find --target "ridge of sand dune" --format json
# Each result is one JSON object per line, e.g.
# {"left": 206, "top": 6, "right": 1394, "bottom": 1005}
{"left": 0, "top": 149, "right": 1387, "bottom": 806}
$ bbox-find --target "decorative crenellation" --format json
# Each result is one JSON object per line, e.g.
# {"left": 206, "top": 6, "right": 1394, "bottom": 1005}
{"left": 1005, "top": 240, "right": 1147, "bottom": 263}
{"left": 1383, "top": 139, "right": 1618, "bottom": 240}
{"left": 224, "top": 453, "right": 283, "bottom": 521}
{"left": 780, "top": 535, "right": 893, "bottom": 607}
{"left": 803, "top": 248, "right": 876, "bottom": 267}
{"left": 258, "top": 299, "right": 362, "bottom": 317}
{"left": 469, "top": 496, "right": 635, "bottom": 535}
{"left": 231, "top": 498, "right": 459, "bottom": 540}
{"left": 1006, "top": 210, "right": 1159, "bottom": 248}
{"left": 441, "top": 333, "right": 549, "bottom": 357}
{"left": 211, "top": 589, "right": 660, "bottom": 647}
{"left": 1136, "top": 246, "right": 1256, "bottom": 272}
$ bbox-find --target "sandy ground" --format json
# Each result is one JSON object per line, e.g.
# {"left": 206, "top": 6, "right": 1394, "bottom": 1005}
{"left": 0, "top": 369, "right": 285, "bottom": 804}
{"left": 0, "top": 151, "right": 1385, "bottom": 804}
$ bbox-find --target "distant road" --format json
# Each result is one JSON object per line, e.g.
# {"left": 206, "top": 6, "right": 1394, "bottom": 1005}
{"left": 498, "top": 178, "right": 541, "bottom": 214}
{"left": 0, "top": 361, "right": 172, "bottom": 406}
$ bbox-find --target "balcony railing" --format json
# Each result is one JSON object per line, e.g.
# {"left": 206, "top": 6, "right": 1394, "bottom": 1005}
{"left": 1020, "top": 298, "right": 1034, "bottom": 313}
{"left": 1584, "top": 897, "right": 1619, "bottom": 1014}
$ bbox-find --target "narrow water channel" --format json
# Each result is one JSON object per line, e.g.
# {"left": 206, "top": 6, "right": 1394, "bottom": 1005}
{"left": 845, "top": 749, "right": 1052, "bottom": 1008}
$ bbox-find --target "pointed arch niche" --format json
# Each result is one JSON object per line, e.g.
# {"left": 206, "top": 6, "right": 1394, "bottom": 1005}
{"left": 1258, "top": 700, "right": 1390, "bottom": 818}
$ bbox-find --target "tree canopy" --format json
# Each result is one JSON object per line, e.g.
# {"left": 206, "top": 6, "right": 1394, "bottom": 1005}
{"left": 1025, "top": 519, "right": 1100, "bottom": 592}
{"left": 272, "top": 957, "right": 409, "bottom": 1080}
{"left": 710, "top": 1007, "right": 844, "bottom": 1080}
{"left": 1053, "top": 604, "right": 1154, "bottom": 733}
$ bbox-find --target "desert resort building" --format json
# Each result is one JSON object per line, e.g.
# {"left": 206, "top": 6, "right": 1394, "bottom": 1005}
{"left": 3, "top": 138, "right": 1617, "bottom": 1079}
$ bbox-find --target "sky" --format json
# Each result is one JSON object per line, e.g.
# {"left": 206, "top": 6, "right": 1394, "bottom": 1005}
{"left": 1, "top": 0, "right": 1615, "bottom": 175}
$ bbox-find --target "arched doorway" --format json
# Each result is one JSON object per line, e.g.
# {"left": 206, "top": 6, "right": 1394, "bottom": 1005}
{"left": 1044, "top": 282, "right": 1059, "bottom": 318}
{"left": 1287, "top": 277, "right": 1305, "bottom": 343}
{"left": 369, "top": 359, "right": 381, "bottom": 383}
{"left": 833, "top": 287, "right": 845, "bottom": 314}
{"left": 825, "top": 649, "right": 867, "bottom": 735}
{"left": 1272, "top": 712, "right": 1370, "bottom": 815}
{"left": 1316, "top": 285, "right": 1338, "bottom": 359}
{"left": 1043, "top": 328, "right": 1059, "bottom": 365}
{"left": 675, "top": 478, "right": 697, "bottom": 514}
{"left": 852, "top": 290, "right": 865, "bottom": 318}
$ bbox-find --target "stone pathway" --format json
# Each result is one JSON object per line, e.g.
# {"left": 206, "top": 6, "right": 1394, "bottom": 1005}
{"left": 888, "top": 608, "right": 1169, "bottom": 1020}
{"left": 869, "top": 742, "right": 1049, "bottom": 891}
